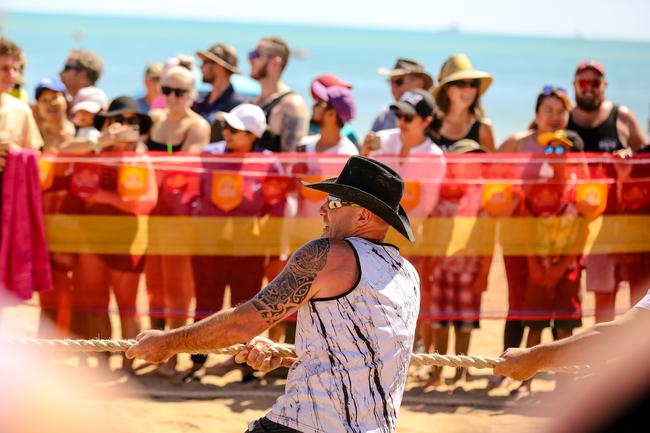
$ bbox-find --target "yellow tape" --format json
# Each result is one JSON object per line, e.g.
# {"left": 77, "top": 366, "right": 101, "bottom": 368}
{"left": 44, "top": 215, "right": 650, "bottom": 256}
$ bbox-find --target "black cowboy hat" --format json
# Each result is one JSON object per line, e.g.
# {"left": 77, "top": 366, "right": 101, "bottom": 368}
{"left": 93, "top": 96, "right": 152, "bottom": 134}
{"left": 302, "top": 156, "right": 415, "bottom": 242}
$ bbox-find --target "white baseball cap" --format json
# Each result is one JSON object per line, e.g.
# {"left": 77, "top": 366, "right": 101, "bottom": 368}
{"left": 216, "top": 104, "right": 267, "bottom": 138}
{"left": 71, "top": 100, "right": 102, "bottom": 114}
{"left": 72, "top": 86, "right": 109, "bottom": 111}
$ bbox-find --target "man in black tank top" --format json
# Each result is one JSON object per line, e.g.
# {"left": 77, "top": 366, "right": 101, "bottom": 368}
{"left": 570, "top": 60, "right": 649, "bottom": 325}
{"left": 568, "top": 60, "right": 646, "bottom": 153}
{"left": 248, "top": 36, "right": 309, "bottom": 153}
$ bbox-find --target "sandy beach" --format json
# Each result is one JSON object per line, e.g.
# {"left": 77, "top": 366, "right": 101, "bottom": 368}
{"left": 1, "top": 248, "right": 630, "bottom": 433}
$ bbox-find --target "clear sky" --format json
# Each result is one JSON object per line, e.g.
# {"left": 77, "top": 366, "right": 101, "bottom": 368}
{"left": 2, "top": 0, "right": 649, "bottom": 41}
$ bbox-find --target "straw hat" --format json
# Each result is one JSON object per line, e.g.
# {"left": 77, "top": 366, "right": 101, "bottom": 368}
{"left": 432, "top": 53, "right": 493, "bottom": 97}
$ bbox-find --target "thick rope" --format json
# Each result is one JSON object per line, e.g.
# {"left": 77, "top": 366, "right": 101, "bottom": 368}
{"left": 0, "top": 338, "right": 585, "bottom": 373}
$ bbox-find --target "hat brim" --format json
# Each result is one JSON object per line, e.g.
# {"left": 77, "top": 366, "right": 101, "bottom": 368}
{"left": 389, "top": 101, "right": 418, "bottom": 116}
{"left": 537, "top": 132, "right": 574, "bottom": 148}
{"left": 216, "top": 111, "right": 250, "bottom": 133}
{"left": 93, "top": 110, "right": 152, "bottom": 135}
{"left": 432, "top": 71, "right": 493, "bottom": 97}
{"left": 377, "top": 67, "right": 434, "bottom": 90}
{"left": 301, "top": 178, "right": 415, "bottom": 243}
{"left": 197, "top": 51, "right": 241, "bottom": 74}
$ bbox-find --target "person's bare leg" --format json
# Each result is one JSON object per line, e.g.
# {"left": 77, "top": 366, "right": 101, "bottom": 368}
{"left": 453, "top": 328, "right": 472, "bottom": 383}
{"left": 594, "top": 292, "right": 616, "bottom": 323}
{"left": 427, "top": 326, "right": 449, "bottom": 386}
{"left": 111, "top": 270, "right": 141, "bottom": 373}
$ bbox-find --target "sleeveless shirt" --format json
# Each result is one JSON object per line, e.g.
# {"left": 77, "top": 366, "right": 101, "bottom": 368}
{"left": 568, "top": 105, "right": 622, "bottom": 153}
{"left": 266, "top": 236, "right": 420, "bottom": 433}
{"left": 436, "top": 119, "right": 482, "bottom": 150}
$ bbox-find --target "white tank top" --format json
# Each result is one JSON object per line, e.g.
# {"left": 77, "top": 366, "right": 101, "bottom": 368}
{"left": 267, "top": 237, "right": 420, "bottom": 433}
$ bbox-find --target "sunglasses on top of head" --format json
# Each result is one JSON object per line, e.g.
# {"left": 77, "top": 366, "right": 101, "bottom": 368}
{"left": 542, "top": 85, "right": 568, "bottom": 95}
{"left": 575, "top": 79, "right": 602, "bottom": 90}
{"left": 161, "top": 86, "right": 189, "bottom": 97}
{"left": 450, "top": 79, "right": 480, "bottom": 89}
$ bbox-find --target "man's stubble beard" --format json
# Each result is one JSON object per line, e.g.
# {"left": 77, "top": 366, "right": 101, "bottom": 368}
{"left": 576, "top": 93, "right": 604, "bottom": 112}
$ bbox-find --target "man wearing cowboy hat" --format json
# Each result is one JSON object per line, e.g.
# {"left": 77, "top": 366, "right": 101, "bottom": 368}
{"left": 370, "top": 57, "right": 434, "bottom": 133}
{"left": 127, "top": 156, "right": 420, "bottom": 433}
{"left": 194, "top": 43, "right": 246, "bottom": 142}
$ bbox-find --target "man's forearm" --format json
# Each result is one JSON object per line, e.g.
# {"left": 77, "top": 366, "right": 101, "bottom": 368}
{"left": 165, "top": 303, "right": 266, "bottom": 354}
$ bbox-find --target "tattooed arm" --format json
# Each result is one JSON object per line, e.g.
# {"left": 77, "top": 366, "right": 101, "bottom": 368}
{"left": 279, "top": 94, "right": 309, "bottom": 152}
{"left": 126, "top": 238, "right": 357, "bottom": 363}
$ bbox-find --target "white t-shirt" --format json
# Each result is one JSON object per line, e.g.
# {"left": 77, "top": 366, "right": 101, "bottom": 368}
{"left": 371, "top": 128, "right": 443, "bottom": 156}
{"left": 369, "top": 128, "right": 446, "bottom": 220}
{"left": 0, "top": 93, "right": 43, "bottom": 150}
{"left": 298, "top": 133, "right": 359, "bottom": 155}
{"left": 635, "top": 289, "right": 650, "bottom": 310}
{"left": 76, "top": 126, "right": 101, "bottom": 142}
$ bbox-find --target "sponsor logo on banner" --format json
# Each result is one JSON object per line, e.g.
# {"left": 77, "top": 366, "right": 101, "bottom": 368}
{"left": 576, "top": 183, "right": 608, "bottom": 217}
{"left": 211, "top": 173, "right": 243, "bottom": 211}
{"left": 70, "top": 163, "right": 101, "bottom": 197}
{"left": 620, "top": 183, "right": 650, "bottom": 211}
{"left": 163, "top": 171, "right": 190, "bottom": 194}
{"left": 400, "top": 181, "right": 421, "bottom": 212}
{"left": 262, "top": 175, "right": 290, "bottom": 205}
{"left": 483, "top": 184, "right": 513, "bottom": 216}
{"left": 118, "top": 166, "right": 149, "bottom": 200}
{"left": 300, "top": 176, "right": 328, "bottom": 202}
{"left": 38, "top": 160, "right": 54, "bottom": 190}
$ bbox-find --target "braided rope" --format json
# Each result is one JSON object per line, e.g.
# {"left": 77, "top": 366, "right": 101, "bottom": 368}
{"left": 0, "top": 338, "right": 585, "bottom": 372}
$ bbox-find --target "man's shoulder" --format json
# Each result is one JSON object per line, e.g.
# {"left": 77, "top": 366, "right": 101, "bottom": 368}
{"left": 279, "top": 91, "right": 308, "bottom": 110}
{"left": 2, "top": 93, "right": 32, "bottom": 113}
{"left": 293, "top": 238, "right": 355, "bottom": 264}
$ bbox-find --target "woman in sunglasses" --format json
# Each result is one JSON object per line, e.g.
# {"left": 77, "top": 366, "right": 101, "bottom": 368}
{"left": 147, "top": 65, "right": 210, "bottom": 154}
{"left": 71, "top": 95, "right": 157, "bottom": 373}
{"left": 143, "top": 66, "right": 210, "bottom": 376}
{"left": 499, "top": 85, "right": 574, "bottom": 154}
{"left": 431, "top": 54, "right": 495, "bottom": 152}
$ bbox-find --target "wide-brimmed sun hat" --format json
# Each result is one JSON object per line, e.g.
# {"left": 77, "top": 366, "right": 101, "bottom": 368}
{"left": 432, "top": 53, "right": 493, "bottom": 97}
{"left": 196, "top": 43, "right": 241, "bottom": 74}
{"left": 93, "top": 96, "right": 152, "bottom": 134}
{"left": 302, "top": 156, "right": 415, "bottom": 242}
{"left": 377, "top": 57, "right": 434, "bottom": 90}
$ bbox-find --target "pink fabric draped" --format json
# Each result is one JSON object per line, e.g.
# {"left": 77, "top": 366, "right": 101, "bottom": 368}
{"left": 0, "top": 149, "right": 52, "bottom": 299}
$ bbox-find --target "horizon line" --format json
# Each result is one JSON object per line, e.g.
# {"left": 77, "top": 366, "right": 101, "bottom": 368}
{"left": 2, "top": 6, "right": 650, "bottom": 44}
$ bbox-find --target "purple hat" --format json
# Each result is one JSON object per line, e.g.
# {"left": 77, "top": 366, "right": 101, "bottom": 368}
{"left": 311, "top": 81, "right": 356, "bottom": 123}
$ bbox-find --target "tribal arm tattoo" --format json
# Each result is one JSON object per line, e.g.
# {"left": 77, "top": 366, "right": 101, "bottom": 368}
{"left": 252, "top": 238, "right": 330, "bottom": 325}
{"left": 281, "top": 111, "right": 309, "bottom": 152}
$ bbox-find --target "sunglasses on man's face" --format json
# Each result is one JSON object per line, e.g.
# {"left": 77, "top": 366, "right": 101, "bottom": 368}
{"left": 450, "top": 79, "right": 480, "bottom": 89}
{"left": 327, "top": 195, "right": 360, "bottom": 209}
{"left": 395, "top": 111, "right": 415, "bottom": 123}
{"left": 576, "top": 79, "right": 602, "bottom": 90}
{"left": 390, "top": 77, "right": 407, "bottom": 87}
{"left": 161, "top": 86, "right": 189, "bottom": 97}
{"left": 62, "top": 63, "right": 82, "bottom": 72}
{"left": 248, "top": 49, "right": 265, "bottom": 60}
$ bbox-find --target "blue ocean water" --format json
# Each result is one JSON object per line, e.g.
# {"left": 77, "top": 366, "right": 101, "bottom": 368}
{"left": 3, "top": 11, "right": 650, "bottom": 142}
